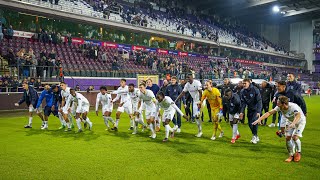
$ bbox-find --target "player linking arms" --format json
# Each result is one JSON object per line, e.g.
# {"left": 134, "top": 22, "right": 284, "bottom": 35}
{"left": 156, "top": 92, "right": 188, "bottom": 142}
{"left": 253, "top": 96, "right": 306, "bottom": 162}
{"left": 96, "top": 86, "right": 115, "bottom": 130}
{"left": 199, "top": 81, "right": 224, "bottom": 140}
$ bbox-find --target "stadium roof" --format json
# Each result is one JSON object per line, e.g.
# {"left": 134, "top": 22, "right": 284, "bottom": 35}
{"left": 187, "top": 0, "right": 320, "bottom": 23}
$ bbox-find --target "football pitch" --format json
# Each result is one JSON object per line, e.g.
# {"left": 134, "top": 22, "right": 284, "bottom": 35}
{"left": 0, "top": 96, "right": 319, "bottom": 179}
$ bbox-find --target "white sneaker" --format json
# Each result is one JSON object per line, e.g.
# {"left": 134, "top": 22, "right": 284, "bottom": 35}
{"left": 251, "top": 136, "right": 257, "bottom": 144}
{"left": 132, "top": 131, "right": 137, "bottom": 135}
{"left": 177, "top": 128, "right": 181, "bottom": 133}
{"left": 268, "top": 123, "right": 275, "bottom": 127}
{"left": 41, "top": 126, "right": 48, "bottom": 130}
{"left": 195, "top": 132, "right": 203, "bottom": 138}
{"left": 218, "top": 131, "right": 224, "bottom": 138}
{"left": 173, "top": 125, "right": 178, "bottom": 131}
{"left": 151, "top": 133, "right": 156, "bottom": 139}
{"left": 210, "top": 136, "right": 216, "bottom": 141}
{"left": 88, "top": 122, "right": 93, "bottom": 130}
{"left": 256, "top": 136, "right": 260, "bottom": 142}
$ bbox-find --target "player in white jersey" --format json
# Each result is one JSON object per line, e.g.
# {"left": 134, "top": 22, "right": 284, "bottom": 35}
{"left": 138, "top": 83, "right": 157, "bottom": 139}
{"left": 156, "top": 92, "right": 188, "bottom": 142}
{"left": 59, "top": 82, "right": 75, "bottom": 131}
{"left": 128, "top": 83, "right": 147, "bottom": 134}
{"left": 253, "top": 96, "right": 306, "bottom": 162}
{"left": 67, "top": 89, "right": 93, "bottom": 132}
{"left": 111, "top": 79, "right": 133, "bottom": 131}
{"left": 96, "top": 86, "right": 115, "bottom": 130}
{"left": 175, "top": 74, "right": 203, "bottom": 137}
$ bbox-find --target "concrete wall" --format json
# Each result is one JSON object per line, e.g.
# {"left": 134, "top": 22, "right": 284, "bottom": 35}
{"left": 290, "top": 21, "right": 313, "bottom": 71}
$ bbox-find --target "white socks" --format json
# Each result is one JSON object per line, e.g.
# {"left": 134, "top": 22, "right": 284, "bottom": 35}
{"left": 115, "top": 119, "right": 119, "bottom": 127}
{"left": 66, "top": 122, "right": 71, "bottom": 128}
{"left": 28, "top": 117, "right": 33, "bottom": 125}
{"left": 58, "top": 113, "right": 66, "bottom": 126}
{"left": 286, "top": 140, "right": 294, "bottom": 156}
{"left": 85, "top": 117, "right": 92, "bottom": 123}
{"left": 294, "top": 139, "right": 301, "bottom": 153}
{"left": 103, "top": 116, "right": 110, "bottom": 128}
{"left": 165, "top": 124, "right": 173, "bottom": 138}
{"left": 149, "top": 123, "right": 155, "bottom": 134}
{"left": 232, "top": 124, "right": 238, "bottom": 139}
{"left": 68, "top": 114, "right": 74, "bottom": 125}
{"left": 76, "top": 118, "right": 82, "bottom": 130}
{"left": 196, "top": 118, "right": 202, "bottom": 132}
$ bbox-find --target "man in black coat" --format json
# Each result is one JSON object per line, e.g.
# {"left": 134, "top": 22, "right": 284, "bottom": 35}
{"left": 260, "top": 81, "right": 272, "bottom": 125}
{"left": 218, "top": 78, "right": 235, "bottom": 122}
{"left": 14, "top": 82, "right": 41, "bottom": 128}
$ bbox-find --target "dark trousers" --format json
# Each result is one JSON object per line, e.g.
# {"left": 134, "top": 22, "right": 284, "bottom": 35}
{"left": 272, "top": 102, "right": 281, "bottom": 124}
{"left": 185, "top": 98, "right": 192, "bottom": 119}
{"left": 261, "top": 102, "right": 269, "bottom": 125}
{"left": 247, "top": 111, "right": 258, "bottom": 136}
{"left": 222, "top": 97, "right": 229, "bottom": 121}
{"left": 172, "top": 103, "right": 181, "bottom": 128}
{"left": 201, "top": 100, "right": 212, "bottom": 121}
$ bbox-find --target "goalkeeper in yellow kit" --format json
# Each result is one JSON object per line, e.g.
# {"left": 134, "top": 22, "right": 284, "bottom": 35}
{"left": 199, "top": 80, "right": 224, "bottom": 140}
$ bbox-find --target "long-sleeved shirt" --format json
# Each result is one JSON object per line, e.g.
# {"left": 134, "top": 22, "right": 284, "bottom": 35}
{"left": 36, "top": 89, "right": 56, "bottom": 108}
{"left": 287, "top": 81, "right": 302, "bottom": 95}
{"left": 165, "top": 83, "right": 185, "bottom": 104}
{"left": 200, "top": 88, "right": 222, "bottom": 109}
{"left": 95, "top": 92, "right": 112, "bottom": 111}
{"left": 18, "top": 86, "right": 38, "bottom": 108}
{"left": 66, "top": 92, "right": 89, "bottom": 110}
{"left": 156, "top": 96, "right": 184, "bottom": 116}
{"left": 240, "top": 84, "right": 262, "bottom": 113}
{"left": 112, "top": 85, "right": 131, "bottom": 104}
{"left": 146, "top": 84, "right": 160, "bottom": 96}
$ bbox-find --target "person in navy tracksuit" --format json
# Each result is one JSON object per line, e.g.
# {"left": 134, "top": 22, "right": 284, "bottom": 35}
{"left": 36, "top": 84, "right": 59, "bottom": 129}
{"left": 165, "top": 76, "right": 185, "bottom": 133}
{"left": 286, "top": 74, "right": 302, "bottom": 95}
{"left": 239, "top": 78, "right": 262, "bottom": 144}
{"left": 14, "top": 81, "right": 40, "bottom": 128}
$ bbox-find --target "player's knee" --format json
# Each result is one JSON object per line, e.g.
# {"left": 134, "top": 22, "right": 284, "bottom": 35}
{"left": 285, "top": 136, "right": 292, "bottom": 141}
{"left": 292, "top": 135, "right": 299, "bottom": 141}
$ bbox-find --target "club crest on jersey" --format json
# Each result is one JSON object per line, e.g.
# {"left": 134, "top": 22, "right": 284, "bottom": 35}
{"left": 250, "top": 94, "right": 253, "bottom": 97}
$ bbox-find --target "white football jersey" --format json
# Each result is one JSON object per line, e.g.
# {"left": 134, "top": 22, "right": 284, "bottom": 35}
{"left": 69, "top": 92, "right": 90, "bottom": 106}
{"left": 129, "top": 88, "right": 140, "bottom": 104}
{"left": 274, "top": 102, "right": 306, "bottom": 123}
{"left": 112, "top": 85, "right": 131, "bottom": 103}
{"left": 157, "top": 96, "right": 174, "bottom": 111}
{"left": 96, "top": 92, "right": 112, "bottom": 111}
{"left": 183, "top": 80, "right": 202, "bottom": 101}
{"left": 61, "top": 87, "right": 71, "bottom": 98}
{"left": 139, "top": 89, "right": 156, "bottom": 106}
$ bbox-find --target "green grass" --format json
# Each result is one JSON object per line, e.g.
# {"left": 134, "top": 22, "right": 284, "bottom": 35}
{"left": 0, "top": 96, "right": 319, "bottom": 179}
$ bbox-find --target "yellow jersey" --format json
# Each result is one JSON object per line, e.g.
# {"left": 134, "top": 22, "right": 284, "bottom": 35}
{"left": 201, "top": 88, "right": 222, "bottom": 109}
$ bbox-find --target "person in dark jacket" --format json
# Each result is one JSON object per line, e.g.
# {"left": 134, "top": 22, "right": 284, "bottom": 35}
{"left": 51, "top": 85, "right": 67, "bottom": 129}
{"left": 14, "top": 82, "right": 40, "bottom": 128}
{"left": 239, "top": 78, "right": 262, "bottom": 144}
{"left": 218, "top": 78, "right": 235, "bottom": 122}
{"left": 287, "top": 74, "right": 302, "bottom": 95}
{"left": 159, "top": 80, "right": 169, "bottom": 94}
{"left": 165, "top": 76, "right": 185, "bottom": 132}
{"left": 224, "top": 89, "right": 241, "bottom": 144}
{"left": 260, "top": 81, "right": 272, "bottom": 125}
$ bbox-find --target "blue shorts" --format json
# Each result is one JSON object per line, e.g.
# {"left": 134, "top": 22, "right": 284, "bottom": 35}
{"left": 44, "top": 106, "right": 58, "bottom": 117}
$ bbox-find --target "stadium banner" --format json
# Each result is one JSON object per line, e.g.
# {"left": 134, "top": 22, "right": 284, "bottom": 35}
{"left": 179, "top": 52, "right": 188, "bottom": 56}
{"left": 84, "top": 40, "right": 100, "bottom": 46}
{"left": 132, "top": 45, "right": 146, "bottom": 51}
{"left": 13, "top": 30, "right": 35, "bottom": 38}
{"left": 101, "top": 42, "right": 118, "bottom": 48}
{"left": 65, "top": 37, "right": 84, "bottom": 44}
{"left": 157, "top": 49, "right": 168, "bottom": 54}
{"left": 145, "top": 47, "right": 157, "bottom": 53}
{"left": 118, "top": 44, "right": 132, "bottom": 51}
{"left": 169, "top": 50, "right": 178, "bottom": 55}
{"left": 200, "top": 55, "right": 208, "bottom": 58}
{"left": 235, "top": 59, "right": 262, "bottom": 65}
{"left": 136, "top": 74, "right": 159, "bottom": 86}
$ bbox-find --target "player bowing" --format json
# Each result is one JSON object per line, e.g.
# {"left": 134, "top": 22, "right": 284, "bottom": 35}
{"left": 128, "top": 83, "right": 147, "bottom": 135}
{"left": 138, "top": 83, "right": 157, "bottom": 139}
{"left": 156, "top": 92, "right": 188, "bottom": 142}
{"left": 253, "top": 96, "right": 306, "bottom": 162}
{"left": 67, "top": 89, "right": 93, "bottom": 132}
{"left": 224, "top": 89, "right": 241, "bottom": 143}
{"left": 96, "top": 86, "right": 115, "bottom": 130}
{"left": 60, "top": 82, "right": 75, "bottom": 130}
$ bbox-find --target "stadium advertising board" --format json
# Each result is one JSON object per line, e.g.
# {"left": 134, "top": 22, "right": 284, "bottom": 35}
{"left": 132, "top": 45, "right": 146, "bottom": 51}
{"left": 169, "top": 50, "right": 179, "bottom": 55}
{"left": 145, "top": 47, "right": 157, "bottom": 53}
{"left": 13, "top": 30, "right": 35, "bottom": 38}
{"left": 157, "top": 49, "right": 168, "bottom": 54}
{"left": 102, "top": 42, "right": 118, "bottom": 48}
{"left": 178, "top": 52, "right": 188, "bottom": 56}
{"left": 235, "top": 59, "right": 263, "bottom": 65}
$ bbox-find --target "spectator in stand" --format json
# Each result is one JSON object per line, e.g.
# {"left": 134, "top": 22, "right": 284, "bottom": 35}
{"left": 34, "top": 78, "right": 42, "bottom": 91}
{"left": 38, "top": 49, "right": 47, "bottom": 79}
{"left": 28, "top": 78, "right": 36, "bottom": 87}
{"left": 11, "top": 76, "right": 20, "bottom": 92}
{"left": 112, "top": 60, "right": 119, "bottom": 70}
{"left": 67, "top": 32, "right": 72, "bottom": 46}
{"left": 75, "top": 85, "right": 81, "bottom": 91}
{"left": 152, "top": 60, "right": 157, "bottom": 71}
{"left": 27, "top": 48, "right": 37, "bottom": 78}
{"left": 0, "top": 80, "right": 6, "bottom": 92}
{"left": 159, "top": 80, "right": 168, "bottom": 93}
{"left": 6, "top": 48, "right": 16, "bottom": 76}
{"left": 48, "top": 49, "right": 56, "bottom": 78}
{"left": 0, "top": 20, "right": 3, "bottom": 42}
{"left": 6, "top": 25, "right": 14, "bottom": 39}
{"left": 101, "top": 51, "right": 107, "bottom": 63}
